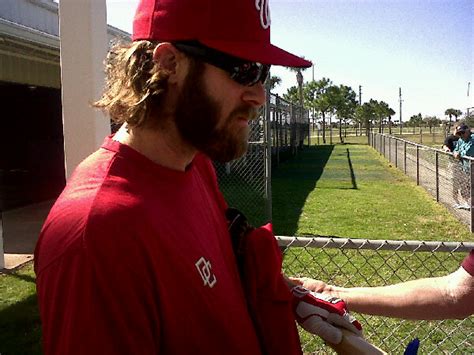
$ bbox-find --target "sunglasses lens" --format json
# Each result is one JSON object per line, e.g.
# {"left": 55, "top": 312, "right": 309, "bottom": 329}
{"left": 231, "top": 63, "right": 271, "bottom": 86}
{"left": 173, "top": 42, "right": 270, "bottom": 87}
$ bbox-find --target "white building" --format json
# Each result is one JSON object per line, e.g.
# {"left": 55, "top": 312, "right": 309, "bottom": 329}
{"left": 0, "top": 0, "right": 130, "bottom": 268}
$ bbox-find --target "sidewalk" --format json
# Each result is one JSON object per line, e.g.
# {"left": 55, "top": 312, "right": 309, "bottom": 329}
{"left": 1, "top": 200, "right": 53, "bottom": 271}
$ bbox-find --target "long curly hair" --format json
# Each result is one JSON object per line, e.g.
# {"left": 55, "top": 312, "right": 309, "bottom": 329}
{"left": 93, "top": 40, "right": 171, "bottom": 127}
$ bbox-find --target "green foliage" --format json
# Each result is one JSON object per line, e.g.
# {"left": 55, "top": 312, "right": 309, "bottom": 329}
{"left": 444, "top": 108, "right": 463, "bottom": 122}
{"left": 283, "top": 85, "right": 300, "bottom": 103}
{"left": 407, "top": 113, "right": 423, "bottom": 127}
{"left": 268, "top": 75, "right": 282, "bottom": 91}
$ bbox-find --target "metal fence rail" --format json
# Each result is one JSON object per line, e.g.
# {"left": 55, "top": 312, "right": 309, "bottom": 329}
{"left": 278, "top": 236, "right": 474, "bottom": 354}
{"left": 371, "top": 132, "right": 474, "bottom": 232}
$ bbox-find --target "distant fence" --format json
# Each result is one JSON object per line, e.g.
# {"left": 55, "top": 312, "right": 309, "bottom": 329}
{"left": 215, "top": 91, "right": 309, "bottom": 226}
{"left": 279, "top": 236, "right": 474, "bottom": 354}
{"left": 370, "top": 132, "right": 474, "bottom": 232}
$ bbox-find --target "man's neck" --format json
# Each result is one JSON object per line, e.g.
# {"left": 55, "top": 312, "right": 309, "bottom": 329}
{"left": 113, "top": 123, "right": 197, "bottom": 172}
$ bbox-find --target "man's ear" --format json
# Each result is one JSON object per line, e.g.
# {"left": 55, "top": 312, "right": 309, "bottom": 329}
{"left": 152, "top": 43, "right": 187, "bottom": 84}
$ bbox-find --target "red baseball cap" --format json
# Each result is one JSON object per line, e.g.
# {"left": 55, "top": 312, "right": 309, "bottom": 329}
{"left": 133, "top": 0, "right": 312, "bottom": 68}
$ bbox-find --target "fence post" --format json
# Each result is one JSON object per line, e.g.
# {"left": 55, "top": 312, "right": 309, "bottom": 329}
{"left": 264, "top": 84, "right": 272, "bottom": 222}
{"left": 275, "top": 95, "right": 280, "bottom": 167}
{"left": 416, "top": 145, "right": 420, "bottom": 185}
{"left": 404, "top": 141, "right": 407, "bottom": 174}
{"left": 435, "top": 151, "right": 439, "bottom": 202}
{"left": 308, "top": 110, "right": 311, "bottom": 147}
{"left": 395, "top": 139, "right": 398, "bottom": 168}
{"left": 471, "top": 160, "right": 474, "bottom": 233}
{"left": 389, "top": 136, "right": 392, "bottom": 162}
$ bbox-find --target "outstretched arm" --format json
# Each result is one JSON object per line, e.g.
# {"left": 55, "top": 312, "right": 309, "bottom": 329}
{"left": 291, "top": 266, "right": 474, "bottom": 320}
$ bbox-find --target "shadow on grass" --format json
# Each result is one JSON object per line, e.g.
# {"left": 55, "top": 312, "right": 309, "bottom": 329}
{"left": 0, "top": 294, "right": 42, "bottom": 355}
{"left": 272, "top": 145, "right": 334, "bottom": 235}
{"left": 2, "top": 271, "right": 36, "bottom": 284}
{"left": 346, "top": 148, "right": 358, "bottom": 190}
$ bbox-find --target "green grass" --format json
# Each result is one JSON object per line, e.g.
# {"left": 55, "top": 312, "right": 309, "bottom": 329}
{"left": 2, "top": 134, "right": 472, "bottom": 354}
{"left": 272, "top": 139, "right": 472, "bottom": 241}
{"left": 0, "top": 263, "right": 42, "bottom": 355}
{"left": 272, "top": 137, "right": 473, "bottom": 353}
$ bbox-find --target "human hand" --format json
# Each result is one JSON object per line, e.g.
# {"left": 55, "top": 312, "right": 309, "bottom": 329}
{"left": 291, "top": 285, "right": 363, "bottom": 344}
{"left": 289, "top": 276, "right": 333, "bottom": 293}
{"left": 453, "top": 151, "right": 460, "bottom": 159}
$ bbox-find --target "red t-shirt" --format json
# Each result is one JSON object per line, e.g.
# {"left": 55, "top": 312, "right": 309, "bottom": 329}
{"left": 461, "top": 250, "right": 474, "bottom": 276}
{"left": 35, "top": 137, "right": 262, "bottom": 355}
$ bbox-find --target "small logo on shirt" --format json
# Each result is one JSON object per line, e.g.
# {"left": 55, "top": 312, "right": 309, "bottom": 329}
{"left": 195, "top": 257, "right": 217, "bottom": 288}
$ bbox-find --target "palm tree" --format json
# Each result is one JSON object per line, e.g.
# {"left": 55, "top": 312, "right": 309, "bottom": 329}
{"left": 287, "top": 65, "right": 309, "bottom": 108}
{"left": 452, "top": 109, "right": 463, "bottom": 122}
{"left": 445, "top": 108, "right": 462, "bottom": 129}
{"left": 387, "top": 107, "right": 396, "bottom": 134}
{"left": 268, "top": 75, "right": 282, "bottom": 91}
{"left": 408, "top": 113, "right": 423, "bottom": 133}
{"left": 423, "top": 115, "right": 441, "bottom": 133}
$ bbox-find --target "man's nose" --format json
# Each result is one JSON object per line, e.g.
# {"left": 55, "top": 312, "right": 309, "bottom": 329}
{"left": 241, "top": 82, "right": 266, "bottom": 108}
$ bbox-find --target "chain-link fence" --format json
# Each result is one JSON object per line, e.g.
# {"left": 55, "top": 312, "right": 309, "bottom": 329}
{"left": 370, "top": 132, "right": 474, "bottom": 232}
{"left": 279, "top": 236, "right": 474, "bottom": 354}
{"left": 215, "top": 91, "right": 309, "bottom": 226}
{"left": 269, "top": 94, "right": 310, "bottom": 166}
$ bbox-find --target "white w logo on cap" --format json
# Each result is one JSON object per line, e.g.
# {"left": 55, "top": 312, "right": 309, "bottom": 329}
{"left": 255, "top": 0, "right": 271, "bottom": 29}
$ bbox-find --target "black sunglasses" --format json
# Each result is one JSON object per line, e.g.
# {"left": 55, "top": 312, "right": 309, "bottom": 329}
{"left": 173, "top": 41, "right": 270, "bottom": 87}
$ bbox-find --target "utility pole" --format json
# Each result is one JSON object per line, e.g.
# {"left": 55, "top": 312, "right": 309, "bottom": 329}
{"left": 399, "top": 87, "right": 403, "bottom": 134}
{"left": 468, "top": 82, "right": 471, "bottom": 117}
{"left": 358, "top": 85, "right": 362, "bottom": 136}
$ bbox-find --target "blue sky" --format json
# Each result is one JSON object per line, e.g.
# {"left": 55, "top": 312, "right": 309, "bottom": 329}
{"left": 106, "top": 0, "right": 473, "bottom": 122}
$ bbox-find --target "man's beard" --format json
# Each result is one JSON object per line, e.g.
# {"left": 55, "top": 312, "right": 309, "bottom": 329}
{"left": 174, "top": 60, "right": 258, "bottom": 162}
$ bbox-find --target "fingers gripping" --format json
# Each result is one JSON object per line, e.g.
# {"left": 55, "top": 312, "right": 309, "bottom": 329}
{"left": 292, "top": 285, "right": 363, "bottom": 343}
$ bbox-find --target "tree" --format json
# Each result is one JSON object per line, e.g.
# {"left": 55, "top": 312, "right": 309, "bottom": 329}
{"left": 465, "top": 111, "right": 474, "bottom": 127}
{"left": 355, "top": 102, "right": 376, "bottom": 136}
{"left": 445, "top": 108, "right": 463, "bottom": 128}
{"left": 371, "top": 100, "right": 393, "bottom": 134}
{"left": 287, "top": 65, "right": 309, "bottom": 108}
{"left": 283, "top": 86, "right": 299, "bottom": 103}
{"left": 423, "top": 115, "right": 441, "bottom": 133}
{"left": 305, "top": 78, "right": 337, "bottom": 144}
{"left": 332, "top": 85, "right": 357, "bottom": 143}
{"left": 268, "top": 75, "right": 282, "bottom": 91}
{"left": 386, "top": 107, "right": 396, "bottom": 134}
{"left": 408, "top": 113, "right": 423, "bottom": 132}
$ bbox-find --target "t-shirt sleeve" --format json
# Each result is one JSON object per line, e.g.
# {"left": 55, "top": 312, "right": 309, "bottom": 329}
{"left": 461, "top": 250, "right": 474, "bottom": 276}
{"left": 36, "top": 215, "right": 161, "bottom": 355}
{"left": 453, "top": 140, "right": 460, "bottom": 152}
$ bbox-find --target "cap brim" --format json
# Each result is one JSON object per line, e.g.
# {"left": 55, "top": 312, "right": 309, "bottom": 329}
{"left": 200, "top": 39, "right": 312, "bottom": 68}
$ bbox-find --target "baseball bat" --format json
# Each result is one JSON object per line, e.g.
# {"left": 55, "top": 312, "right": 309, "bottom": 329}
{"left": 327, "top": 328, "right": 387, "bottom": 354}
{"left": 285, "top": 277, "right": 387, "bottom": 354}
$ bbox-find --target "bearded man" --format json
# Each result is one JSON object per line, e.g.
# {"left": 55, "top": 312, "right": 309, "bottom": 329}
{"left": 34, "top": 0, "right": 313, "bottom": 354}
